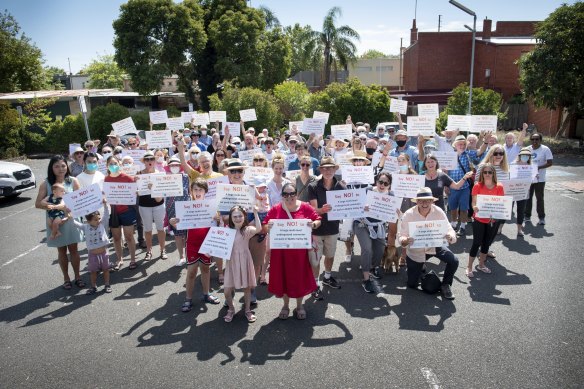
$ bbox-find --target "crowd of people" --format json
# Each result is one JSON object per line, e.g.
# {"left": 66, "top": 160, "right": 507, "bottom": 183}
{"left": 34, "top": 114, "right": 553, "bottom": 322}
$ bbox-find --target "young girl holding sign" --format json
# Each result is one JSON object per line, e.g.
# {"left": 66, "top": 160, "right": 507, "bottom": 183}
{"left": 222, "top": 205, "right": 261, "bottom": 323}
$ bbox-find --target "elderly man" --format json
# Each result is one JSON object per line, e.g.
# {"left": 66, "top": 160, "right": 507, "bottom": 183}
{"left": 398, "top": 187, "right": 459, "bottom": 299}
{"left": 188, "top": 130, "right": 207, "bottom": 151}
{"left": 504, "top": 123, "right": 528, "bottom": 162}
{"left": 198, "top": 125, "right": 213, "bottom": 147}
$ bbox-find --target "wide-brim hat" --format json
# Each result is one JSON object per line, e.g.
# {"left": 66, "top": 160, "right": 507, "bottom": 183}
{"left": 224, "top": 158, "right": 248, "bottom": 170}
{"left": 412, "top": 187, "right": 439, "bottom": 202}
{"left": 334, "top": 138, "right": 349, "bottom": 148}
{"left": 453, "top": 135, "right": 467, "bottom": 147}
{"left": 107, "top": 131, "right": 120, "bottom": 139}
{"left": 348, "top": 150, "right": 371, "bottom": 165}
{"left": 253, "top": 175, "right": 268, "bottom": 188}
{"left": 72, "top": 146, "right": 85, "bottom": 154}
{"left": 167, "top": 156, "right": 181, "bottom": 165}
{"left": 395, "top": 130, "right": 408, "bottom": 137}
{"left": 319, "top": 156, "right": 339, "bottom": 168}
{"left": 518, "top": 147, "right": 532, "bottom": 157}
{"left": 142, "top": 150, "right": 155, "bottom": 159}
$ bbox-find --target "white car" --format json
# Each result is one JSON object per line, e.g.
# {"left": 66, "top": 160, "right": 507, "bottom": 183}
{"left": 0, "top": 161, "right": 37, "bottom": 198}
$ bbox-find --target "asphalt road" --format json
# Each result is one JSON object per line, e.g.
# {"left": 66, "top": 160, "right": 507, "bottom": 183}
{"left": 1, "top": 156, "right": 583, "bottom": 389}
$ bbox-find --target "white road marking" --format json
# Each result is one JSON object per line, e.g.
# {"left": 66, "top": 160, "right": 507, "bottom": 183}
{"left": 2, "top": 244, "right": 43, "bottom": 267}
{"left": 561, "top": 194, "right": 580, "bottom": 201}
{"left": 421, "top": 367, "right": 442, "bottom": 389}
{"left": 0, "top": 205, "right": 35, "bottom": 221}
{"left": 0, "top": 285, "right": 13, "bottom": 290}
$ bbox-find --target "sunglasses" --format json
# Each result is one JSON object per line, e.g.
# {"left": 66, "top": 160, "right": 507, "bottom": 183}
{"left": 74, "top": 151, "right": 84, "bottom": 155}
{"left": 216, "top": 154, "right": 225, "bottom": 157}
{"left": 144, "top": 157, "right": 155, "bottom": 162}
{"left": 530, "top": 138, "right": 541, "bottom": 141}
{"left": 253, "top": 158, "right": 265, "bottom": 162}
{"left": 114, "top": 151, "right": 123, "bottom": 154}
{"left": 229, "top": 169, "right": 244, "bottom": 174}
{"left": 493, "top": 152, "right": 504, "bottom": 156}
{"left": 190, "top": 152, "right": 199, "bottom": 155}
{"left": 281, "top": 192, "right": 297, "bottom": 198}
{"left": 289, "top": 140, "right": 297, "bottom": 144}
{"left": 377, "top": 180, "right": 390, "bottom": 186}
{"left": 128, "top": 143, "right": 137, "bottom": 146}
{"left": 300, "top": 163, "right": 311, "bottom": 167}
{"left": 483, "top": 170, "right": 494, "bottom": 175}
{"left": 85, "top": 145, "right": 94, "bottom": 148}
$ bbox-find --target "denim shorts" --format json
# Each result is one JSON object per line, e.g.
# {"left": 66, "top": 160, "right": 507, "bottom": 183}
{"left": 448, "top": 186, "right": 470, "bottom": 211}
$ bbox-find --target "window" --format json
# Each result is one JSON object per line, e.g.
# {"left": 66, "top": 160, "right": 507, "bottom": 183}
{"left": 376, "top": 66, "right": 394, "bottom": 71}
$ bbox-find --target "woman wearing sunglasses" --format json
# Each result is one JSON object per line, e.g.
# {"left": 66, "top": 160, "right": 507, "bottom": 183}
{"left": 212, "top": 149, "right": 227, "bottom": 173}
{"left": 467, "top": 163, "right": 505, "bottom": 277}
{"left": 423, "top": 154, "right": 473, "bottom": 213}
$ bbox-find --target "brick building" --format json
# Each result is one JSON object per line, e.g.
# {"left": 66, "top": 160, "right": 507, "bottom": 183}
{"left": 403, "top": 18, "right": 566, "bottom": 137}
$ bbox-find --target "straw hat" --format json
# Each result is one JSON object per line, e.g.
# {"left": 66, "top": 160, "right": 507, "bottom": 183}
{"left": 518, "top": 147, "right": 532, "bottom": 157}
{"left": 319, "top": 156, "right": 339, "bottom": 168}
{"left": 167, "top": 156, "right": 181, "bottom": 165}
{"left": 224, "top": 158, "right": 248, "bottom": 170}
{"left": 411, "top": 187, "right": 439, "bottom": 202}
{"left": 452, "top": 135, "right": 467, "bottom": 147}
{"left": 348, "top": 150, "right": 371, "bottom": 165}
{"left": 333, "top": 138, "right": 349, "bottom": 148}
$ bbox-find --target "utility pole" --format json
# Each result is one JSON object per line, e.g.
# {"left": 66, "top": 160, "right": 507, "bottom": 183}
{"left": 438, "top": 15, "right": 442, "bottom": 32}
{"left": 399, "top": 38, "right": 403, "bottom": 90}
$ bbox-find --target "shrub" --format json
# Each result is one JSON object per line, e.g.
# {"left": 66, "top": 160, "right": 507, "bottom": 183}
{"left": 45, "top": 114, "right": 86, "bottom": 154}
{"left": 88, "top": 103, "right": 130, "bottom": 141}
{"left": 0, "top": 102, "right": 23, "bottom": 158}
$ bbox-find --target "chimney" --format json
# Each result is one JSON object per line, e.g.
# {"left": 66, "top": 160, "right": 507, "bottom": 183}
{"left": 410, "top": 19, "right": 418, "bottom": 45}
{"left": 482, "top": 18, "right": 492, "bottom": 39}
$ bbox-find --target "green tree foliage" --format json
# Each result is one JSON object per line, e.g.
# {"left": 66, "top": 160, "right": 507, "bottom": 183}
{"left": 308, "top": 78, "right": 392, "bottom": 132}
{"left": 273, "top": 80, "right": 310, "bottom": 121}
{"left": 79, "top": 54, "right": 125, "bottom": 89}
{"left": 45, "top": 114, "right": 86, "bottom": 154}
{"left": 87, "top": 103, "right": 131, "bottom": 141}
{"left": 258, "top": 5, "right": 280, "bottom": 29}
{"left": 284, "top": 23, "right": 322, "bottom": 76}
{"left": 259, "top": 28, "right": 292, "bottom": 90}
{"left": 0, "top": 10, "right": 47, "bottom": 92}
{"left": 209, "top": 82, "right": 282, "bottom": 132}
{"left": 518, "top": 2, "right": 584, "bottom": 135}
{"left": 0, "top": 102, "right": 22, "bottom": 158}
{"left": 360, "top": 49, "right": 389, "bottom": 59}
{"left": 436, "top": 83, "right": 505, "bottom": 131}
{"left": 21, "top": 98, "right": 57, "bottom": 153}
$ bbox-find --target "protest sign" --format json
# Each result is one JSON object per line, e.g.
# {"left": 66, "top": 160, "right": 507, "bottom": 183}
{"left": 364, "top": 191, "right": 401, "bottom": 223}
{"left": 392, "top": 175, "right": 425, "bottom": 198}
{"left": 166, "top": 117, "right": 184, "bottom": 131}
{"left": 432, "top": 151, "right": 458, "bottom": 170}
{"left": 136, "top": 173, "right": 159, "bottom": 196}
{"left": 209, "top": 111, "right": 227, "bottom": 122}
{"left": 205, "top": 175, "right": 229, "bottom": 200}
{"left": 244, "top": 166, "right": 274, "bottom": 183}
{"left": 149, "top": 110, "right": 168, "bottom": 125}
{"left": 103, "top": 182, "right": 137, "bottom": 205}
{"left": 289, "top": 121, "right": 304, "bottom": 133}
{"left": 313, "top": 111, "right": 330, "bottom": 123}
{"left": 390, "top": 98, "right": 408, "bottom": 115}
{"left": 111, "top": 117, "right": 137, "bottom": 136}
{"left": 407, "top": 116, "right": 436, "bottom": 136}
{"left": 193, "top": 112, "right": 210, "bottom": 126}
{"left": 199, "top": 227, "right": 236, "bottom": 260}
{"left": 216, "top": 184, "right": 255, "bottom": 212}
{"left": 269, "top": 219, "right": 312, "bottom": 249}
{"left": 410, "top": 220, "right": 449, "bottom": 249}
{"left": 237, "top": 148, "right": 262, "bottom": 165}
{"left": 470, "top": 115, "right": 498, "bottom": 133}
{"left": 510, "top": 164, "right": 537, "bottom": 181}
{"left": 145, "top": 130, "right": 172, "bottom": 149}
{"left": 331, "top": 124, "right": 353, "bottom": 140}
{"left": 447, "top": 115, "right": 471, "bottom": 132}
{"left": 239, "top": 109, "right": 257, "bottom": 122}
{"left": 417, "top": 104, "right": 439, "bottom": 118}
{"left": 501, "top": 180, "right": 531, "bottom": 201}
{"left": 326, "top": 188, "right": 367, "bottom": 221}
{"left": 181, "top": 112, "right": 193, "bottom": 123}
{"left": 476, "top": 195, "right": 513, "bottom": 220}
{"left": 221, "top": 122, "right": 240, "bottom": 135}
{"left": 150, "top": 174, "right": 184, "bottom": 197}
{"left": 341, "top": 165, "right": 374, "bottom": 185}
{"left": 301, "top": 118, "right": 326, "bottom": 135}
{"left": 63, "top": 183, "right": 103, "bottom": 218}
{"left": 175, "top": 200, "right": 216, "bottom": 230}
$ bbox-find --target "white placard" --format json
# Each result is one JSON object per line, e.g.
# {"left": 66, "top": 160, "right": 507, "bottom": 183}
{"left": 336, "top": 152, "right": 352, "bottom": 167}
{"left": 145, "top": 130, "right": 172, "bottom": 149}
{"left": 62, "top": 183, "right": 103, "bottom": 218}
{"left": 392, "top": 174, "right": 425, "bottom": 198}
{"left": 284, "top": 169, "right": 313, "bottom": 181}
{"left": 69, "top": 143, "right": 81, "bottom": 157}
{"left": 103, "top": 182, "right": 137, "bottom": 205}
{"left": 150, "top": 174, "right": 184, "bottom": 197}
{"left": 313, "top": 111, "right": 330, "bottom": 123}
{"left": 407, "top": 116, "right": 436, "bottom": 136}
{"left": 222, "top": 122, "right": 241, "bottom": 136}
{"left": 476, "top": 195, "right": 513, "bottom": 220}
{"left": 289, "top": 121, "right": 304, "bottom": 133}
{"left": 269, "top": 219, "right": 312, "bottom": 249}
{"left": 239, "top": 108, "right": 257, "bottom": 122}
{"left": 193, "top": 112, "right": 210, "bottom": 126}
{"left": 166, "top": 117, "right": 184, "bottom": 131}
{"left": 181, "top": 111, "right": 194, "bottom": 123}
{"left": 326, "top": 188, "right": 367, "bottom": 221}
{"left": 284, "top": 153, "right": 298, "bottom": 171}
{"left": 432, "top": 151, "right": 458, "bottom": 170}
{"left": 510, "top": 164, "right": 537, "bottom": 181}
{"left": 470, "top": 115, "right": 498, "bottom": 133}
{"left": 331, "top": 124, "right": 353, "bottom": 140}
{"left": 390, "top": 98, "right": 408, "bottom": 115}
{"left": 244, "top": 166, "right": 274, "bottom": 183}
{"left": 418, "top": 104, "right": 439, "bottom": 118}
{"left": 302, "top": 118, "right": 326, "bottom": 135}
{"left": 175, "top": 200, "right": 216, "bottom": 230}
{"left": 209, "top": 111, "right": 227, "bottom": 122}
{"left": 121, "top": 164, "right": 141, "bottom": 177}
{"left": 205, "top": 175, "right": 229, "bottom": 200}
{"left": 501, "top": 179, "right": 532, "bottom": 201}
{"left": 121, "top": 150, "right": 146, "bottom": 170}
{"left": 410, "top": 220, "right": 449, "bottom": 249}
{"left": 97, "top": 160, "right": 108, "bottom": 175}
{"left": 216, "top": 184, "right": 256, "bottom": 212}
{"left": 149, "top": 110, "right": 168, "bottom": 124}
{"left": 447, "top": 115, "right": 471, "bottom": 132}
{"left": 111, "top": 117, "right": 137, "bottom": 136}
{"left": 188, "top": 103, "right": 193, "bottom": 112}
{"left": 341, "top": 165, "right": 374, "bottom": 185}
{"left": 199, "top": 227, "right": 236, "bottom": 260}
{"left": 136, "top": 172, "right": 163, "bottom": 195}
{"left": 364, "top": 191, "right": 402, "bottom": 223}
{"left": 237, "top": 148, "right": 262, "bottom": 165}
{"left": 381, "top": 156, "right": 400, "bottom": 173}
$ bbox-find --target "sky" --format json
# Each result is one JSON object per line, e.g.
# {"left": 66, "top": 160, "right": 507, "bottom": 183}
{"left": 3, "top": 0, "right": 577, "bottom": 74}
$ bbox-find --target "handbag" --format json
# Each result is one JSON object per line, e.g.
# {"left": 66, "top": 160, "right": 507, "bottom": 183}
{"left": 282, "top": 202, "right": 320, "bottom": 267}
{"left": 457, "top": 154, "right": 475, "bottom": 187}
{"left": 421, "top": 270, "right": 442, "bottom": 294}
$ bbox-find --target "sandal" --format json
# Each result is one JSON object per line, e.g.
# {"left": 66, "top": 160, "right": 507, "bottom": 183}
{"left": 224, "top": 309, "right": 235, "bottom": 323}
{"left": 278, "top": 307, "right": 290, "bottom": 320}
{"left": 218, "top": 273, "right": 224, "bottom": 285}
{"left": 128, "top": 262, "right": 138, "bottom": 270}
{"left": 62, "top": 281, "right": 72, "bottom": 290}
{"left": 259, "top": 277, "right": 268, "bottom": 286}
{"left": 181, "top": 300, "right": 193, "bottom": 312}
{"left": 293, "top": 307, "right": 307, "bottom": 320}
{"left": 465, "top": 269, "right": 475, "bottom": 278}
{"left": 74, "top": 279, "right": 86, "bottom": 288}
{"left": 477, "top": 265, "right": 492, "bottom": 274}
{"left": 245, "top": 310, "right": 257, "bottom": 323}
{"left": 144, "top": 251, "right": 152, "bottom": 261}
{"left": 113, "top": 262, "right": 123, "bottom": 271}
{"left": 85, "top": 287, "right": 97, "bottom": 295}
{"left": 487, "top": 251, "right": 496, "bottom": 259}
{"left": 203, "top": 294, "right": 220, "bottom": 305}
{"left": 160, "top": 250, "right": 168, "bottom": 260}
{"left": 104, "top": 285, "right": 112, "bottom": 293}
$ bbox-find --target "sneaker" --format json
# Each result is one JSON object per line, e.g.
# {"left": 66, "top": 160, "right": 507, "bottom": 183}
{"left": 202, "top": 294, "right": 220, "bottom": 305}
{"left": 311, "top": 287, "right": 324, "bottom": 300}
{"left": 456, "top": 227, "right": 466, "bottom": 237}
{"left": 322, "top": 276, "right": 341, "bottom": 289}
{"left": 175, "top": 257, "right": 187, "bottom": 267}
{"left": 525, "top": 217, "right": 531, "bottom": 223}
{"left": 370, "top": 267, "right": 383, "bottom": 279}
{"left": 441, "top": 284, "right": 454, "bottom": 300}
{"left": 104, "top": 285, "right": 112, "bottom": 293}
{"left": 344, "top": 254, "right": 352, "bottom": 263}
{"left": 362, "top": 279, "right": 377, "bottom": 294}
{"left": 538, "top": 218, "right": 546, "bottom": 225}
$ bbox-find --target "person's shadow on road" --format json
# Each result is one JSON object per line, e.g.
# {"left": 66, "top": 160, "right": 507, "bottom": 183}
{"left": 390, "top": 287, "right": 456, "bottom": 332}
{"left": 466, "top": 259, "right": 531, "bottom": 305}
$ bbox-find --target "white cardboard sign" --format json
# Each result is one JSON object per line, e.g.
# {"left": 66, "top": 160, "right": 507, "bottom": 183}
{"left": 470, "top": 115, "right": 498, "bottom": 133}
{"left": 476, "top": 195, "right": 513, "bottom": 220}
{"left": 392, "top": 174, "right": 425, "bottom": 198}
{"left": 103, "top": 182, "right": 137, "bottom": 205}
{"left": 175, "top": 200, "right": 216, "bottom": 230}
{"left": 326, "top": 188, "right": 367, "bottom": 221}
{"left": 244, "top": 166, "right": 274, "bottom": 183}
{"left": 331, "top": 124, "right": 353, "bottom": 141}
{"left": 301, "top": 118, "right": 326, "bottom": 135}
{"left": 181, "top": 111, "right": 194, "bottom": 123}
{"left": 269, "top": 219, "right": 312, "bottom": 249}
{"left": 407, "top": 116, "right": 436, "bottom": 136}
{"left": 145, "top": 130, "right": 172, "bottom": 149}
{"left": 364, "top": 191, "right": 401, "bottom": 223}
{"left": 432, "top": 151, "right": 458, "bottom": 170}
{"left": 149, "top": 110, "right": 168, "bottom": 125}
{"left": 150, "top": 174, "right": 184, "bottom": 197}
{"left": 341, "top": 165, "right": 374, "bottom": 185}
{"left": 215, "top": 184, "right": 256, "bottom": 212}
{"left": 447, "top": 115, "right": 471, "bottom": 132}
{"left": 193, "top": 112, "right": 210, "bottom": 126}
{"left": 111, "top": 117, "right": 137, "bottom": 136}
{"left": 205, "top": 175, "right": 229, "bottom": 200}
{"left": 209, "top": 111, "right": 227, "bottom": 122}
{"left": 501, "top": 179, "right": 531, "bottom": 201}
{"left": 62, "top": 183, "right": 103, "bottom": 218}
{"left": 313, "top": 111, "right": 330, "bottom": 123}
{"left": 199, "top": 227, "right": 236, "bottom": 260}
{"left": 222, "top": 122, "right": 240, "bottom": 136}
{"left": 166, "top": 117, "right": 184, "bottom": 131}
{"left": 410, "top": 220, "right": 449, "bottom": 249}
{"left": 390, "top": 98, "right": 408, "bottom": 115}
{"left": 417, "top": 104, "right": 439, "bottom": 118}
{"left": 289, "top": 121, "right": 304, "bottom": 133}
{"left": 239, "top": 109, "right": 257, "bottom": 122}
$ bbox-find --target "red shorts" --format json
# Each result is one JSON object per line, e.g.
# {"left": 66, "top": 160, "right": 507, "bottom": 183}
{"left": 186, "top": 227, "right": 211, "bottom": 266}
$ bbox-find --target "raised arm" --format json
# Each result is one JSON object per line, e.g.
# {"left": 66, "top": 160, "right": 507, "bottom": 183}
{"left": 176, "top": 137, "right": 195, "bottom": 176}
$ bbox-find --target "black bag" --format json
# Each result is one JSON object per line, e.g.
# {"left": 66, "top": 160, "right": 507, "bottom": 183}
{"left": 421, "top": 270, "right": 442, "bottom": 294}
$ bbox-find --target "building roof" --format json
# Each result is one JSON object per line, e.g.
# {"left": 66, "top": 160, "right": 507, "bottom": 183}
{"left": 0, "top": 89, "right": 184, "bottom": 100}
{"left": 476, "top": 37, "right": 537, "bottom": 45}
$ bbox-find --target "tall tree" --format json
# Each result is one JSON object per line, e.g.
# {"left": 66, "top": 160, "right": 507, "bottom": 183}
{"left": 259, "top": 27, "right": 292, "bottom": 90}
{"left": 258, "top": 5, "right": 280, "bottom": 29}
{"left": 319, "top": 7, "right": 360, "bottom": 86}
{"left": 518, "top": 2, "right": 584, "bottom": 138}
{"left": 360, "top": 49, "right": 389, "bottom": 59}
{"left": 79, "top": 54, "right": 125, "bottom": 89}
{"left": 285, "top": 24, "right": 322, "bottom": 76}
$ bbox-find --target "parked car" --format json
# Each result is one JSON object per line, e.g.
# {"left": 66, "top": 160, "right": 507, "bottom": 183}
{"left": 0, "top": 161, "right": 36, "bottom": 198}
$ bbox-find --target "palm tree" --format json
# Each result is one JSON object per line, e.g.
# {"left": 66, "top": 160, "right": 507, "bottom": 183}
{"left": 319, "top": 7, "right": 360, "bottom": 86}
{"left": 258, "top": 5, "right": 280, "bottom": 29}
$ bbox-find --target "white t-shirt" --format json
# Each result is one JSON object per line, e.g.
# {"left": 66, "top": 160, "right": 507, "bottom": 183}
{"left": 76, "top": 171, "right": 105, "bottom": 190}
{"left": 505, "top": 143, "right": 522, "bottom": 163}
{"left": 527, "top": 144, "right": 553, "bottom": 182}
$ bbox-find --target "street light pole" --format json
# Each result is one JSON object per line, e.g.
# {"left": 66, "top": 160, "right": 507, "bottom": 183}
{"left": 449, "top": 0, "right": 476, "bottom": 115}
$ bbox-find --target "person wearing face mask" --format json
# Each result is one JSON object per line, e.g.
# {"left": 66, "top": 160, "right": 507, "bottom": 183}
{"left": 186, "top": 146, "right": 202, "bottom": 172}
{"left": 69, "top": 146, "right": 86, "bottom": 177}
{"left": 84, "top": 140, "right": 102, "bottom": 159}
{"left": 164, "top": 156, "right": 191, "bottom": 266}
{"left": 153, "top": 149, "right": 167, "bottom": 173}
{"left": 198, "top": 125, "right": 212, "bottom": 147}
{"left": 512, "top": 148, "right": 533, "bottom": 236}
{"left": 101, "top": 146, "right": 113, "bottom": 162}
{"left": 389, "top": 113, "right": 425, "bottom": 172}
{"left": 76, "top": 152, "right": 106, "bottom": 195}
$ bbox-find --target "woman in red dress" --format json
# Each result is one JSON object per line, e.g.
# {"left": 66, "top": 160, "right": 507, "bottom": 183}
{"left": 263, "top": 182, "right": 321, "bottom": 320}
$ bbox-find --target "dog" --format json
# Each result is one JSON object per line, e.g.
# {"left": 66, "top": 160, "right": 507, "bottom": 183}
{"left": 382, "top": 245, "right": 400, "bottom": 273}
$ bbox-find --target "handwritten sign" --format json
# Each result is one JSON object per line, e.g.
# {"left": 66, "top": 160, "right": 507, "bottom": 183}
{"left": 447, "top": 115, "right": 471, "bottom": 132}
{"left": 111, "top": 117, "right": 137, "bottom": 136}
{"left": 205, "top": 175, "right": 229, "bottom": 200}
{"left": 364, "top": 191, "right": 402, "bottom": 223}
{"left": 284, "top": 169, "right": 313, "bottom": 182}
{"left": 301, "top": 118, "right": 326, "bottom": 135}
{"left": 237, "top": 148, "right": 262, "bottom": 165}
{"left": 239, "top": 108, "right": 257, "bottom": 122}
{"left": 510, "top": 164, "right": 537, "bottom": 181}
{"left": 136, "top": 173, "right": 163, "bottom": 195}
{"left": 341, "top": 165, "right": 374, "bottom": 184}
{"left": 417, "top": 104, "right": 439, "bottom": 119}
{"left": 407, "top": 116, "right": 436, "bottom": 136}
{"left": 270, "top": 219, "right": 312, "bottom": 249}
{"left": 326, "top": 188, "right": 367, "bottom": 221}
{"left": 63, "top": 183, "right": 103, "bottom": 218}
{"left": 470, "top": 115, "right": 498, "bottom": 133}
{"left": 103, "top": 182, "right": 137, "bottom": 205}
{"left": 331, "top": 124, "right": 353, "bottom": 141}
{"left": 193, "top": 112, "right": 210, "bottom": 126}
{"left": 209, "top": 111, "right": 227, "bottom": 122}
{"left": 476, "top": 195, "right": 513, "bottom": 220}
{"left": 289, "top": 121, "right": 304, "bottom": 133}
{"left": 216, "top": 184, "right": 256, "bottom": 212}
{"left": 221, "top": 122, "right": 240, "bottom": 136}
{"left": 432, "top": 151, "right": 458, "bottom": 170}
{"left": 390, "top": 98, "right": 408, "bottom": 115}
{"left": 410, "top": 220, "right": 449, "bottom": 249}
{"left": 244, "top": 166, "right": 274, "bottom": 183}
{"left": 121, "top": 150, "right": 146, "bottom": 170}
{"left": 120, "top": 164, "right": 141, "bottom": 177}
{"left": 501, "top": 179, "right": 531, "bottom": 201}
{"left": 199, "top": 227, "right": 236, "bottom": 260}
{"left": 313, "top": 111, "right": 330, "bottom": 123}
{"left": 166, "top": 117, "right": 184, "bottom": 131}
{"left": 149, "top": 110, "right": 168, "bottom": 125}
{"left": 175, "top": 200, "right": 216, "bottom": 230}
{"left": 145, "top": 130, "right": 172, "bottom": 149}
{"left": 284, "top": 153, "right": 298, "bottom": 171}
{"left": 150, "top": 174, "right": 184, "bottom": 197}
{"left": 392, "top": 174, "right": 425, "bottom": 198}
{"left": 181, "top": 111, "right": 194, "bottom": 123}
